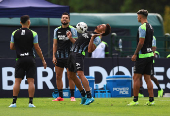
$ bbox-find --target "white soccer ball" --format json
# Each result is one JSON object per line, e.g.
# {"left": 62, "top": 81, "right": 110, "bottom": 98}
{"left": 76, "top": 22, "right": 88, "bottom": 33}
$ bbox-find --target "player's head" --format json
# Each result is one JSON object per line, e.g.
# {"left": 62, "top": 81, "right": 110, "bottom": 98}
{"left": 61, "top": 12, "right": 70, "bottom": 25}
{"left": 137, "top": 9, "right": 148, "bottom": 22}
{"left": 20, "top": 15, "right": 31, "bottom": 26}
{"left": 95, "top": 24, "right": 111, "bottom": 36}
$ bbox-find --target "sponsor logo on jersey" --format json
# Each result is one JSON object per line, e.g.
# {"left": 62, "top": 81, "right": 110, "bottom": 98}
{"left": 20, "top": 52, "right": 29, "bottom": 57}
{"left": 58, "top": 35, "right": 69, "bottom": 41}
{"left": 82, "top": 33, "right": 89, "bottom": 38}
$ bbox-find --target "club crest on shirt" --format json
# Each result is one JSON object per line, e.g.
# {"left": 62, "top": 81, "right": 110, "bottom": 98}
{"left": 66, "top": 30, "right": 70, "bottom": 35}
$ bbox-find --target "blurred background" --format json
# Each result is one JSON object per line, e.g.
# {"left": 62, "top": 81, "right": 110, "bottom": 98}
{"left": 0, "top": 0, "right": 170, "bottom": 58}
{"left": 0, "top": 0, "right": 170, "bottom": 98}
{"left": 47, "top": 0, "right": 170, "bottom": 58}
{"left": 47, "top": 0, "right": 170, "bottom": 34}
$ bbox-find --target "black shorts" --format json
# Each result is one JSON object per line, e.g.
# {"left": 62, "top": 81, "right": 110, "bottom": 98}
{"left": 68, "top": 52, "right": 84, "bottom": 73}
{"left": 134, "top": 57, "right": 153, "bottom": 75}
{"left": 151, "top": 63, "right": 155, "bottom": 76}
{"left": 15, "top": 56, "right": 36, "bottom": 79}
{"left": 56, "top": 58, "right": 68, "bottom": 68}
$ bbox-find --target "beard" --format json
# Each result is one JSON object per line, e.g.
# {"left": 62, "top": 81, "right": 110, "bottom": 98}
{"left": 61, "top": 21, "right": 68, "bottom": 25}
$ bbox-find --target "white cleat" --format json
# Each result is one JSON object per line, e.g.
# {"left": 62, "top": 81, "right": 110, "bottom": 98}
{"left": 28, "top": 103, "right": 36, "bottom": 108}
{"left": 9, "top": 103, "right": 16, "bottom": 108}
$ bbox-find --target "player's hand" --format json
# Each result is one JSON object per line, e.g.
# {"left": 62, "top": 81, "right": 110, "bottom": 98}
{"left": 67, "top": 31, "right": 72, "bottom": 39}
{"left": 42, "top": 60, "right": 47, "bottom": 69}
{"left": 154, "top": 53, "right": 156, "bottom": 57}
{"left": 52, "top": 57, "right": 57, "bottom": 65}
{"left": 131, "top": 55, "right": 137, "bottom": 61}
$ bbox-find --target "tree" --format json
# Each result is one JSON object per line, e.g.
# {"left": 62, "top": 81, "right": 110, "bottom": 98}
{"left": 47, "top": 0, "right": 125, "bottom": 13}
{"left": 164, "top": 6, "right": 170, "bottom": 34}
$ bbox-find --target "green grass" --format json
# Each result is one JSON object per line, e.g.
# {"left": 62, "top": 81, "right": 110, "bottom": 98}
{"left": 0, "top": 97, "right": 170, "bottom": 116}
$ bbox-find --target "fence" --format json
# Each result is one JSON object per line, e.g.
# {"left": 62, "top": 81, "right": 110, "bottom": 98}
{"left": 110, "top": 33, "right": 170, "bottom": 58}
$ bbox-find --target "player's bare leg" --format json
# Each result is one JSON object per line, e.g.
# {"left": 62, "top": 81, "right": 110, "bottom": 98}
{"left": 52, "top": 66, "right": 64, "bottom": 101}
{"left": 27, "top": 78, "right": 36, "bottom": 107}
{"left": 144, "top": 74, "right": 154, "bottom": 105}
{"left": 67, "top": 68, "right": 76, "bottom": 101}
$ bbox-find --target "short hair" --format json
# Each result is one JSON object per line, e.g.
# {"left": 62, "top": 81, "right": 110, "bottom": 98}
{"left": 61, "top": 12, "right": 70, "bottom": 19}
{"left": 102, "top": 24, "right": 111, "bottom": 36}
{"left": 20, "top": 15, "right": 30, "bottom": 24}
{"left": 137, "top": 9, "right": 148, "bottom": 17}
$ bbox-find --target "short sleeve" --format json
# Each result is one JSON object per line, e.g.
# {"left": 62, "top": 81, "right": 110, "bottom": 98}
{"left": 152, "top": 36, "right": 156, "bottom": 47}
{"left": 10, "top": 35, "right": 14, "bottom": 43}
{"left": 11, "top": 29, "right": 18, "bottom": 43}
{"left": 139, "top": 26, "right": 146, "bottom": 38}
{"left": 54, "top": 28, "right": 58, "bottom": 39}
{"left": 71, "top": 28, "right": 78, "bottom": 38}
{"left": 93, "top": 36, "right": 101, "bottom": 47}
{"left": 33, "top": 35, "right": 38, "bottom": 44}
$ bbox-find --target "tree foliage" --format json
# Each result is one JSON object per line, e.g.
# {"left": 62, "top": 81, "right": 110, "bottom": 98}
{"left": 164, "top": 6, "right": 170, "bottom": 34}
{"left": 47, "top": 0, "right": 125, "bottom": 13}
{"left": 47, "top": 0, "right": 170, "bottom": 33}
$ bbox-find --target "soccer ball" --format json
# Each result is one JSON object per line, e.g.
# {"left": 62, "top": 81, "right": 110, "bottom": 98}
{"left": 76, "top": 22, "right": 88, "bottom": 33}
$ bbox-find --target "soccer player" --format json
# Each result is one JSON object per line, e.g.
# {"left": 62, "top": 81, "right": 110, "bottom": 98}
{"left": 67, "top": 23, "right": 111, "bottom": 105}
{"left": 88, "top": 41, "right": 109, "bottom": 58}
{"left": 9, "top": 15, "right": 47, "bottom": 108}
{"left": 52, "top": 12, "right": 77, "bottom": 101}
{"left": 138, "top": 36, "right": 163, "bottom": 98}
{"left": 128, "top": 9, "right": 155, "bottom": 106}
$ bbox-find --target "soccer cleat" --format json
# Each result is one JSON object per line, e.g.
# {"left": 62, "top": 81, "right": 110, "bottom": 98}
{"left": 52, "top": 97, "right": 64, "bottom": 101}
{"left": 138, "top": 93, "right": 144, "bottom": 98}
{"left": 9, "top": 103, "right": 16, "bottom": 108}
{"left": 127, "top": 101, "right": 139, "bottom": 106}
{"left": 70, "top": 97, "right": 76, "bottom": 101}
{"left": 145, "top": 101, "right": 155, "bottom": 106}
{"left": 80, "top": 97, "right": 87, "bottom": 105}
{"left": 28, "top": 103, "right": 36, "bottom": 108}
{"left": 84, "top": 97, "right": 94, "bottom": 105}
{"left": 158, "top": 89, "right": 164, "bottom": 97}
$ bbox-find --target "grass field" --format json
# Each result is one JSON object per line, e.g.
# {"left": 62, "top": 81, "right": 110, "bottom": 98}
{"left": 0, "top": 97, "right": 170, "bottom": 116}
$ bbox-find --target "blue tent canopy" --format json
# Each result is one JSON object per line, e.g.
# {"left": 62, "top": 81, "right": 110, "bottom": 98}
{"left": 0, "top": 0, "right": 70, "bottom": 57}
{"left": 0, "top": 0, "right": 70, "bottom": 18}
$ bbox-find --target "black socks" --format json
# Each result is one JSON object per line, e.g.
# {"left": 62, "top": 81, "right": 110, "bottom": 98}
{"left": 70, "top": 89, "right": 75, "bottom": 97}
{"left": 149, "top": 97, "right": 154, "bottom": 102}
{"left": 86, "top": 91, "right": 92, "bottom": 98}
{"left": 12, "top": 96, "right": 17, "bottom": 104}
{"left": 80, "top": 89, "right": 86, "bottom": 97}
{"left": 133, "top": 96, "right": 138, "bottom": 102}
{"left": 29, "top": 97, "right": 33, "bottom": 104}
{"left": 58, "top": 89, "right": 63, "bottom": 98}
